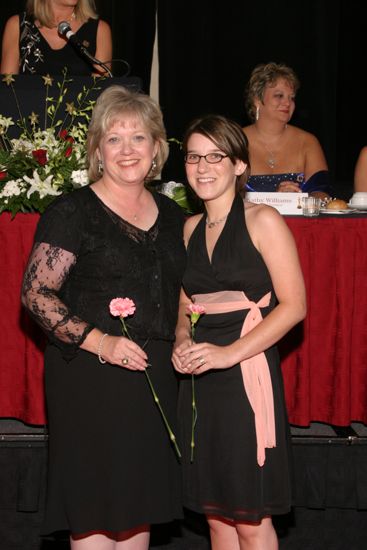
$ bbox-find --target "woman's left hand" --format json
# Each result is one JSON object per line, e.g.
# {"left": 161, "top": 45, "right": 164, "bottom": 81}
{"left": 177, "top": 342, "right": 236, "bottom": 375}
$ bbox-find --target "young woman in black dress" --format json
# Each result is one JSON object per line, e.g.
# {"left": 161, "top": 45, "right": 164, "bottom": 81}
{"left": 173, "top": 114, "right": 306, "bottom": 550}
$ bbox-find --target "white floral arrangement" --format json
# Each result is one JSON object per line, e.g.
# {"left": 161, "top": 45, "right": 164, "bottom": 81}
{"left": 0, "top": 72, "right": 199, "bottom": 217}
{"left": 0, "top": 71, "right": 100, "bottom": 216}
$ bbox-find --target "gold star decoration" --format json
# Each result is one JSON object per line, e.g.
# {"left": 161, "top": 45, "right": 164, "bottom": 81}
{"left": 2, "top": 74, "right": 15, "bottom": 86}
{"left": 65, "top": 102, "right": 76, "bottom": 115}
{"left": 42, "top": 74, "right": 53, "bottom": 86}
{"left": 29, "top": 112, "right": 39, "bottom": 125}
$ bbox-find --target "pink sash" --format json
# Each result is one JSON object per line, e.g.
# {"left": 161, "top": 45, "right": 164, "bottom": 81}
{"left": 192, "top": 290, "right": 276, "bottom": 467}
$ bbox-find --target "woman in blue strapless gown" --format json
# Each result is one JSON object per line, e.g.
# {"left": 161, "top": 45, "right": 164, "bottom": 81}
{"left": 243, "top": 62, "right": 333, "bottom": 198}
{"left": 173, "top": 114, "right": 306, "bottom": 550}
{"left": 246, "top": 171, "right": 331, "bottom": 194}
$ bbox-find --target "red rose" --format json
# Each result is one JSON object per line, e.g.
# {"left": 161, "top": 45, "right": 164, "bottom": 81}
{"left": 59, "top": 129, "right": 68, "bottom": 140}
{"left": 32, "top": 149, "right": 48, "bottom": 166}
{"left": 65, "top": 146, "right": 73, "bottom": 158}
{"left": 59, "top": 129, "right": 74, "bottom": 143}
{"left": 0, "top": 171, "right": 8, "bottom": 180}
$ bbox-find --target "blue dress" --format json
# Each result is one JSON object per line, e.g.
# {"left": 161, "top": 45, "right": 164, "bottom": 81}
{"left": 246, "top": 170, "right": 332, "bottom": 195}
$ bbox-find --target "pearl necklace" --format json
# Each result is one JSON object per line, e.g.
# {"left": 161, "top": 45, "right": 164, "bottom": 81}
{"left": 205, "top": 214, "right": 228, "bottom": 229}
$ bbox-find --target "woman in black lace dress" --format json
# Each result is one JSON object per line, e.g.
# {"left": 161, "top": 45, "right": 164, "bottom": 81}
{"left": 0, "top": 0, "right": 112, "bottom": 75}
{"left": 21, "top": 85, "right": 186, "bottom": 549}
{"left": 172, "top": 115, "right": 306, "bottom": 550}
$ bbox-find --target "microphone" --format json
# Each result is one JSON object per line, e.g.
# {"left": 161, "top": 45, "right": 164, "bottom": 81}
{"left": 58, "top": 21, "right": 113, "bottom": 77}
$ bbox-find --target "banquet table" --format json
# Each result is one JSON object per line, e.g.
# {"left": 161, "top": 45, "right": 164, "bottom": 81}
{"left": 0, "top": 211, "right": 367, "bottom": 426}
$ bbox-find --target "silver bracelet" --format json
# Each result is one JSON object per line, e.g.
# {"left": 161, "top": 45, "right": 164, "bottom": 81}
{"left": 97, "top": 333, "right": 108, "bottom": 364}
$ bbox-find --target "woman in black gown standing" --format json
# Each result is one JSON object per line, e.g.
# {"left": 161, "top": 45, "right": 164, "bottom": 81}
{"left": 173, "top": 114, "right": 306, "bottom": 550}
{"left": 1, "top": 0, "right": 112, "bottom": 75}
{"left": 21, "top": 85, "right": 186, "bottom": 549}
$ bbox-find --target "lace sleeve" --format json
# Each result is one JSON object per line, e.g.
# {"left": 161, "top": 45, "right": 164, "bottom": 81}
{"left": 22, "top": 242, "right": 94, "bottom": 355}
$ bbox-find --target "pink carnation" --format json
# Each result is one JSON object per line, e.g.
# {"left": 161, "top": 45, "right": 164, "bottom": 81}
{"left": 187, "top": 303, "right": 206, "bottom": 315}
{"left": 109, "top": 297, "right": 136, "bottom": 318}
{"left": 187, "top": 303, "right": 205, "bottom": 327}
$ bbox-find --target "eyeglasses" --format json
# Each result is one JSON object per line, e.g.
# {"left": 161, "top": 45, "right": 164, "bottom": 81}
{"left": 184, "top": 153, "right": 229, "bottom": 164}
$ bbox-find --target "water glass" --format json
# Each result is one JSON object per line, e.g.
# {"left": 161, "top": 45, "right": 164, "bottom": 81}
{"left": 302, "top": 197, "right": 321, "bottom": 217}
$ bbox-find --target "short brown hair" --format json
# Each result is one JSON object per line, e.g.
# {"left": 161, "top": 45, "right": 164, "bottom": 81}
{"left": 87, "top": 85, "right": 169, "bottom": 182}
{"left": 183, "top": 114, "right": 250, "bottom": 192}
{"left": 245, "top": 62, "right": 300, "bottom": 122}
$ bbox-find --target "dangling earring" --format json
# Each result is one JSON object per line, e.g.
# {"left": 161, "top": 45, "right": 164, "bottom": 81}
{"left": 98, "top": 159, "right": 103, "bottom": 174}
{"left": 151, "top": 159, "right": 157, "bottom": 172}
{"left": 255, "top": 106, "right": 260, "bottom": 121}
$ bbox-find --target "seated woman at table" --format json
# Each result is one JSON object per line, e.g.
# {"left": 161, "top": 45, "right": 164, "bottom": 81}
{"left": 0, "top": 0, "right": 112, "bottom": 76}
{"left": 243, "top": 62, "right": 332, "bottom": 199}
{"left": 354, "top": 146, "right": 367, "bottom": 191}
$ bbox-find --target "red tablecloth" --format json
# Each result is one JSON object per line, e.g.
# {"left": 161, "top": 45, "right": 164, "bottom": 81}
{"left": 282, "top": 216, "right": 367, "bottom": 425}
{"left": 0, "top": 212, "right": 45, "bottom": 424}
{"left": 1, "top": 212, "right": 367, "bottom": 426}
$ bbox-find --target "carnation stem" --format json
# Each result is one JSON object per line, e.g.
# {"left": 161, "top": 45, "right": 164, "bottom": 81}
{"left": 144, "top": 368, "right": 182, "bottom": 459}
{"left": 121, "top": 318, "right": 133, "bottom": 340}
{"left": 120, "top": 322, "right": 181, "bottom": 459}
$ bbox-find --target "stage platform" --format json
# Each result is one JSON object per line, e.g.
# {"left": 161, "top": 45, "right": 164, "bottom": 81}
{"left": 1, "top": 420, "right": 367, "bottom": 549}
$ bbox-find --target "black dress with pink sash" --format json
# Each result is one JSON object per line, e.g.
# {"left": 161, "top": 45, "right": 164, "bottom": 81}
{"left": 179, "top": 193, "right": 292, "bottom": 522}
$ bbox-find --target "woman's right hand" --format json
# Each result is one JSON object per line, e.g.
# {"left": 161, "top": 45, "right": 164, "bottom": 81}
{"left": 100, "top": 335, "right": 148, "bottom": 371}
{"left": 172, "top": 338, "right": 192, "bottom": 374}
{"left": 277, "top": 180, "right": 301, "bottom": 193}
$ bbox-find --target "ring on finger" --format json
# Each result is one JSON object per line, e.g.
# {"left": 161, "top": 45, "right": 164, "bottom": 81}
{"left": 121, "top": 357, "right": 129, "bottom": 365}
{"left": 198, "top": 356, "right": 205, "bottom": 365}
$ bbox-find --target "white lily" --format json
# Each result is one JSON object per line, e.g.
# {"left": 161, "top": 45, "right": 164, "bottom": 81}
{"left": 24, "top": 170, "right": 62, "bottom": 199}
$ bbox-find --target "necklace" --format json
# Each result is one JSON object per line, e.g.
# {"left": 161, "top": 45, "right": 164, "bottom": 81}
{"left": 205, "top": 214, "right": 228, "bottom": 229}
{"left": 263, "top": 144, "right": 276, "bottom": 169}
{"left": 255, "top": 125, "right": 287, "bottom": 170}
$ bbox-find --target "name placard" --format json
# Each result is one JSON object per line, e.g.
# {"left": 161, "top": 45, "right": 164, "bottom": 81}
{"left": 246, "top": 192, "right": 308, "bottom": 215}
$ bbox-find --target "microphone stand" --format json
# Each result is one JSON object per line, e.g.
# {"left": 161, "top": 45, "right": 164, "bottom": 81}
{"left": 58, "top": 21, "right": 113, "bottom": 77}
{"left": 78, "top": 46, "right": 113, "bottom": 77}
{"left": 92, "top": 60, "right": 113, "bottom": 78}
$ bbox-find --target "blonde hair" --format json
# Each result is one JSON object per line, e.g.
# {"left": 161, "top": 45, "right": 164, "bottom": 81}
{"left": 26, "top": 0, "right": 98, "bottom": 27}
{"left": 245, "top": 62, "right": 300, "bottom": 122}
{"left": 87, "top": 85, "right": 169, "bottom": 182}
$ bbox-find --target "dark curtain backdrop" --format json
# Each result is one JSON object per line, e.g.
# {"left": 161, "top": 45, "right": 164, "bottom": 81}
{"left": 1, "top": 0, "right": 366, "bottom": 195}
{"left": 156, "top": 0, "right": 344, "bottom": 184}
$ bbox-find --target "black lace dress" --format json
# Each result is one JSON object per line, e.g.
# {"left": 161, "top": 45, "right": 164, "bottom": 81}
{"left": 22, "top": 186, "right": 186, "bottom": 535}
{"left": 178, "top": 194, "right": 292, "bottom": 522}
